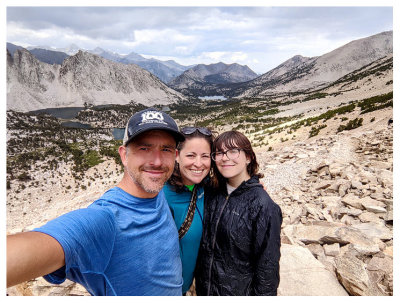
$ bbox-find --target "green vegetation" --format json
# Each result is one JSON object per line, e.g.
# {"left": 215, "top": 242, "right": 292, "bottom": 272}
{"left": 357, "top": 92, "right": 393, "bottom": 114}
{"left": 285, "top": 103, "right": 356, "bottom": 134}
{"left": 328, "top": 57, "right": 393, "bottom": 87}
{"left": 309, "top": 124, "right": 327, "bottom": 138}
{"left": 303, "top": 93, "right": 328, "bottom": 101}
{"left": 100, "top": 140, "right": 123, "bottom": 168}
{"left": 6, "top": 86, "right": 392, "bottom": 188}
{"left": 337, "top": 118, "right": 363, "bottom": 133}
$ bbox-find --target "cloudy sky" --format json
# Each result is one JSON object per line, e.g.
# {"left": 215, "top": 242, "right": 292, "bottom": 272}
{"left": 5, "top": 2, "right": 394, "bottom": 74}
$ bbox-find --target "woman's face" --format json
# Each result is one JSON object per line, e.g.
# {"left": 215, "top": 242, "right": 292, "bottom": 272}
{"left": 177, "top": 137, "right": 211, "bottom": 186}
{"left": 214, "top": 144, "right": 250, "bottom": 185}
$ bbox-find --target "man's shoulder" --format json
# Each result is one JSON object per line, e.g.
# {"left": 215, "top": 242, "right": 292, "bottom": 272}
{"left": 36, "top": 206, "right": 116, "bottom": 234}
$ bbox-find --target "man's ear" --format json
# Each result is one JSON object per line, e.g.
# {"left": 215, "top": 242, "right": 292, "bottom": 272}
{"left": 118, "top": 145, "right": 128, "bottom": 167}
{"left": 175, "top": 149, "right": 179, "bottom": 161}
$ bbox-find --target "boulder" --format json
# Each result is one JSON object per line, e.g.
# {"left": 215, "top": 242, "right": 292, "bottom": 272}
{"left": 278, "top": 244, "right": 348, "bottom": 296}
{"left": 351, "top": 222, "right": 392, "bottom": 241}
{"left": 323, "top": 243, "right": 340, "bottom": 257}
{"left": 306, "top": 243, "right": 325, "bottom": 258}
{"left": 320, "top": 196, "right": 341, "bottom": 207}
{"left": 339, "top": 207, "right": 362, "bottom": 217}
{"left": 384, "top": 210, "right": 393, "bottom": 222}
{"left": 315, "top": 180, "right": 332, "bottom": 190}
{"left": 286, "top": 222, "right": 383, "bottom": 257}
{"left": 342, "top": 193, "right": 363, "bottom": 210}
{"left": 358, "top": 212, "right": 382, "bottom": 223}
{"left": 351, "top": 180, "right": 363, "bottom": 189}
{"left": 364, "top": 205, "right": 387, "bottom": 214}
{"left": 328, "top": 162, "right": 345, "bottom": 177}
{"left": 336, "top": 252, "right": 385, "bottom": 295}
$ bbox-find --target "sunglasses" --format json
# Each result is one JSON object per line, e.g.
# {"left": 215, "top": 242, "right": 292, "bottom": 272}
{"left": 181, "top": 127, "right": 212, "bottom": 136}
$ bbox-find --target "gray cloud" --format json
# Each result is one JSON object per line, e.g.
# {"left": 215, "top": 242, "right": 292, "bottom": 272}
{"left": 6, "top": 6, "right": 393, "bottom": 73}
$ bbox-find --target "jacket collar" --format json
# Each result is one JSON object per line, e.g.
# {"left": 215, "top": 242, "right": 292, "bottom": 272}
{"left": 223, "top": 175, "right": 261, "bottom": 196}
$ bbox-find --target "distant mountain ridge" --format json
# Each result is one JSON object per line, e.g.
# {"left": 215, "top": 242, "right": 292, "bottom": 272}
{"left": 167, "top": 62, "right": 258, "bottom": 96}
{"left": 170, "top": 62, "right": 258, "bottom": 86}
{"left": 7, "top": 43, "right": 192, "bottom": 83}
{"left": 8, "top": 42, "right": 73, "bottom": 65}
{"left": 7, "top": 49, "right": 186, "bottom": 112}
{"left": 235, "top": 31, "right": 393, "bottom": 97}
{"left": 6, "top": 30, "right": 393, "bottom": 101}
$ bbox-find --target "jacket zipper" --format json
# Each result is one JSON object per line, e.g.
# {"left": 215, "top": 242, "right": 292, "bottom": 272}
{"left": 207, "top": 194, "right": 230, "bottom": 295}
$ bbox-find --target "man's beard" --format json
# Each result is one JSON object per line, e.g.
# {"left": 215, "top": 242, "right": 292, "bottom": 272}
{"left": 127, "top": 165, "right": 171, "bottom": 194}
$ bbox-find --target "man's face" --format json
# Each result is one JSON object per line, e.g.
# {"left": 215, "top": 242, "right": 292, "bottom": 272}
{"left": 120, "top": 130, "right": 177, "bottom": 198}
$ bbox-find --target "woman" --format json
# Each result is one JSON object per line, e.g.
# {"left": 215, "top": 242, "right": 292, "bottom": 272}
{"left": 163, "top": 126, "right": 214, "bottom": 295}
{"left": 195, "top": 130, "right": 282, "bottom": 296}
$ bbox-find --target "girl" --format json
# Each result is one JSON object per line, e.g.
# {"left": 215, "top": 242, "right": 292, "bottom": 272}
{"left": 163, "top": 127, "right": 214, "bottom": 295}
{"left": 195, "top": 130, "right": 282, "bottom": 296}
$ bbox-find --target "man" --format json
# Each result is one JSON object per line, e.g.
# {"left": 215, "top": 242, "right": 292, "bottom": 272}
{"left": 7, "top": 108, "right": 185, "bottom": 295}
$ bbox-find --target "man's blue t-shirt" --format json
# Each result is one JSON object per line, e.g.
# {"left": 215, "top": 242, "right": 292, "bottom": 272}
{"left": 34, "top": 187, "right": 183, "bottom": 296}
{"left": 163, "top": 184, "right": 204, "bottom": 293}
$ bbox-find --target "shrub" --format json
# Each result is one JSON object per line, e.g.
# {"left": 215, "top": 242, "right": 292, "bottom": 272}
{"left": 309, "top": 124, "right": 327, "bottom": 138}
{"left": 17, "top": 172, "right": 31, "bottom": 181}
{"left": 358, "top": 92, "right": 393, "bottom": 114}
{"left": 337, "top": 118, "right": 363, "bottom": 133}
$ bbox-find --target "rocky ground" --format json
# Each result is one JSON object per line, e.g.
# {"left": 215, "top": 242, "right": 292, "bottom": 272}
{"left": 260, "top": 108, "right": 393, "bottom": 295}
{"left": 6, "top": 61, "right": 393, "bottom": 296}
{"left": 7, "top": 105, "right": 393, "bottom": 296}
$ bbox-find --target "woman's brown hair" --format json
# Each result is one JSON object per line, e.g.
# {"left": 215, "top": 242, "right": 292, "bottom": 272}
{"left": 211, "top": 130, "right": 263, "bottom": 188}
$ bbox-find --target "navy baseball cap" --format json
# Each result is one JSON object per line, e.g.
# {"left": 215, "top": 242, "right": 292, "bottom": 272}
{"left": 123, "top": 108, "right": 185, "bottom": 146}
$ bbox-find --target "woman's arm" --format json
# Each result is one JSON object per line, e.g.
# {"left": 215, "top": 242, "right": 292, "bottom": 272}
{"left": 252, "top": 200, "right": 282, "bottom": 295}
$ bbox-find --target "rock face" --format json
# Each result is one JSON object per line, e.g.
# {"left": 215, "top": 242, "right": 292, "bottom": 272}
{"left": 278, "top": 244, "right": 348, "bottom": 295}
{"left": 261, "top": 122, "right": 393, "bottom": 296}
{"left": 7, "top": 49, "right": 187, "bottom": 112}
{"left": 89, "top": 47, "right": 191, "bottom": 83}
{"left": 8, "top": 43, "right": 192, "bottom": 83}
{"left": 237, "top": 31, "right": 393, "bottom": 96}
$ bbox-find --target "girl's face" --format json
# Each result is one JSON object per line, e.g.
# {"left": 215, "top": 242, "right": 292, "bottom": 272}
{"left": 214, "top": 144, "right": 250, "bottom": 186}
{"left": 176, "top": 137, "right": 211, "bottom": 186}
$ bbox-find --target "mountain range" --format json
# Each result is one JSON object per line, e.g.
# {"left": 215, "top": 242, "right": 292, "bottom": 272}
{"left": 166, "top": 31, "right": 392, "bottom": 97}
{"left": 7, "top": 43, "right": 193, "bottom": 83}
{"left": 7, "top": 48, "right": 186, "bottom": 112}
{"left": 168, "top": 62, "right": 258, "bottom": 90}
{"left": 6, "top": 30, "right": 393, "bottom": 112}
{"left": 232, "top": 31, "right": 393, "bottom": 97}
{"left": 7, "top": 42, "right": 258, "bottom": 85}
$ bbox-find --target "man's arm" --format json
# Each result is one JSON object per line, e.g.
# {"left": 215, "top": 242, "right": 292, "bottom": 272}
{"left": 7, "top": 231, "right": 65, "bottom": 288}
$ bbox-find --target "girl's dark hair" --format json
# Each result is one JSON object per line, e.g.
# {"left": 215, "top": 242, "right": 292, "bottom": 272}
{"left": 168, "top": 127, "right": 215, "bottom": 191}
{"left": 211, "top": 130, "right": 263, "bottom": 188}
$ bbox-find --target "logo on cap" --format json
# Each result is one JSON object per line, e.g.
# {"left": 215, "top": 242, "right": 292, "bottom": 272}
{"left": 140, "top": 110, "right": 167, "bottom": 126}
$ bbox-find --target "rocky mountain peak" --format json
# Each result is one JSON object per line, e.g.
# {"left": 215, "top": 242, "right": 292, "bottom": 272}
{"left": 238, "top": 30, "right": 393, "bottom": 97}
{"left": 8, "top": 49, "right": 56, "bottom": 92}
{"left": 7, "top": 50, "right": 186, "bottom": 112}
{"left": 124, "top": 51, "right": 146, "bottom": 61}
{"left": 169, "top": 61, "right": 258, "bottom": 89}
